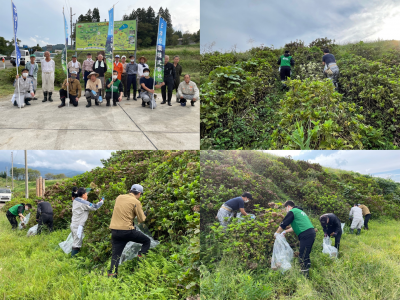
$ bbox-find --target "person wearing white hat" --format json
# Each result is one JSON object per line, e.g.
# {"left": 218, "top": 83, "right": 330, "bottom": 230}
{"left": 108, "top": 184, "right": 149, "bottom": 278}
{"left": 85, "top": 71, "right": 103, "bottom": 107}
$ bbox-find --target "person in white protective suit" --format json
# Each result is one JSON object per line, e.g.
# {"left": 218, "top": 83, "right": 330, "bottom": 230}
{"left": 349, "top": 204, "right": 363, "bottom": 235}
{"left": 70, "top": 187, "right": 104, "bottom": 257}
{"left": 12, "top": 69, "right": 35, "bottom": 108}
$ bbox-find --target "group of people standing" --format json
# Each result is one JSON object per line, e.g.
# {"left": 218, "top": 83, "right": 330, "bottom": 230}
{"left": 217, "top": 195, "right": 371, "bottom": 278}
{"left": 12, "top": 51, "right": 199, "bottom": 109}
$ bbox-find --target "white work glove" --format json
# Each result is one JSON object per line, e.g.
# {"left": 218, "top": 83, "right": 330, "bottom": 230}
{"left": 77, "top": 225, "right": 84, "bottom": 239}
{"left": 282, "top": 230, "right": 286, "bottom": 236}
{"left": 274, "top": 232, "right": 278, "bottom": 237}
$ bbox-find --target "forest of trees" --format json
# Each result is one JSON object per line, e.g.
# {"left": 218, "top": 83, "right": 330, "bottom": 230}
{"left": 44, "top": 173, "right": 67, "bottom": 180}
{"left": 2, "top": 168, "right": 66, "bottom": 181}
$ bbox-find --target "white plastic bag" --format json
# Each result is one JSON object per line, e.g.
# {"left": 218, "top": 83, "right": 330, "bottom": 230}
{"left": 27, "top": 224, "right": 38, "bottom": 237}
{"left": 59, "top": 232, "right": 85, "bottom": 254}
{"left": 119, "top": 224, "right": 160, "bottom": 265}
{"left": 322, "top": 236, "right": 338, "bottom": 258}
{"left": 271, "top": 233, "right": 294, "bottom": 273}
{"left": 236, "top": 212, "right": 256, "bottom": 220}
{"left": 341, "top": 223, "right": 345, "bottom": 231}
{"left": 18, "top": 213, "right": 31, "bottom": 230}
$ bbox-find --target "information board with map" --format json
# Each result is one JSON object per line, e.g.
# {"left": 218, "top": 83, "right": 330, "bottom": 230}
{"left": 76, "top": 20, "right": 137, "bottom": 51}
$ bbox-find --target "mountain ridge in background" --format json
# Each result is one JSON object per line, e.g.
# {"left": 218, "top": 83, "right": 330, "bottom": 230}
{"left": 0, "top": 161, "right": 84, "bottom": 178}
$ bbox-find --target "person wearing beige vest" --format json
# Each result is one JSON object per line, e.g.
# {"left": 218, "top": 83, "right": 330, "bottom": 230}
{"left": 108, "top": 184, "right": 150, "bottom": 278}
{"left": 358, "top": 204, "right": 371, "bottom": 230}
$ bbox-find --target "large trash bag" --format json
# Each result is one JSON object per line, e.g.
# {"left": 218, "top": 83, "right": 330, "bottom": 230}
{"left": 18, "top": 213, "right": 31, "bottom": 230}
{"left": 236, "top": 212, "right": 256, "bottom": 220}
{"left": 59, "top": 232, "right": 85, "bottom": 254}
{"left": 341, "top": 223, "right": 345, "bottom": 231}
{"left": 119, "top": 222, "right": 160, "bottom": 265}
{"left": 27, "top": 224, "right": 38, "bottom": 237}
{"left": 271, "top": 233, "right": 294, "bottom": 273}
{"left": 322, "top": 236, "right": 338, "bottom": 258}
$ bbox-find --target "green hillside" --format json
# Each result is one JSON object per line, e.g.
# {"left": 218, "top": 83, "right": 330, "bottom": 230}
{"left": 200, "top": 150, "right": 400, "bottom": 299}
{"left": 0, "top": 178, "right": 62, "bottom": 198}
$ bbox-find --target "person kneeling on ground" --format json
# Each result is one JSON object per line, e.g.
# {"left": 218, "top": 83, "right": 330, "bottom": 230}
{"left": 105, "top": 70, "right": 123, "bottom": 106}
{"left": 70, "top": 187, "right": 104, "bottom": 257}
{"left": 6, "top": 203, "right": 32, "bottom": 229}
{"left": 349, "top": 204, "right": 363, "bottom": 235}
{"left": 319, "top": 213, "right": 342, "bottom": 253}
{"left": 358, "top": 204, "right": 371, "bottom": 230}
{"left": 139, "top": 67, "right": 165, "bottom": 109}
{"left": 12, "top": 69, "right": 35, "bottom": 108}
{"left": 85, "top": 72, "right": 103, "bottom": 107}
{"left": 275, "top": 200, "right": 315, "bottom": 278}
{"left": 59, "top": 71, "right": 82, "bottom": 108}
{"left": 176, "top": 74, "right": 199, "bottom": 107}
{"left": 108, "top": 184, "right": 150, "bottom": 278}
{"left": 36, "top": 199, "right": 54, "bottom": 234}
{"left": 216, "top": 192, "right": 252, "bottom": 230}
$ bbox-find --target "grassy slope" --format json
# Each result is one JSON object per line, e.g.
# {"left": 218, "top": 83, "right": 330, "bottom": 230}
{"left": 201, "top": 217, "right": 400, "bottom": 300}
{"left": 0, "top": 211, "right": 189, "bottom": 300}
{"left": 0, "top": 44, "right": 200, "bottom": 98}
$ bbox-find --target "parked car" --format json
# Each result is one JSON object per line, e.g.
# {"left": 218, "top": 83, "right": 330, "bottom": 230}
{"left": 50, "top": 53, "right": 57, "bottom": 59}
{"left": 35, "top": 51, "right": 44, "bottom": 63}
{"left": 10, "top": 48, "right": 30, "bottom": 66}
{"left": 0, "top": 187, "right": 12, "bottom": 202}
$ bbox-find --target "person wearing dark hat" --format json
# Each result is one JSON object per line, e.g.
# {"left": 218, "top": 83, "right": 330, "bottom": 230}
{"left": 82, "top": 53, "right": 95, "bottom": 89}
{"left": 68, "top": 55, "right": 82, "bottom": 80}
{"left": 70, "top": 187, "right": 104, "bottom": 257}
{"left": 161, "top": 55, "right": 175, "bottom": 106}
{"left": 36, "top": 199, "right": 54, "bottom": 234}
{"left": 58, "top": 70, "right": 82, "bottom": 108}
{"left": 216, "top": 192, "right": 253, "bottom": 229}
{"left": 93, "top": 54, "right": 107, "bottom": 98}
{"left": 6, "top": 203, "right": 32, "bottom": 229}
{"left": 108, "top": 184, "right": 150, "bottom": 278}
{"left": 274, "top": 200, "right": 315, "bottom": 278}
{"left": 105, "top": 70, "right": 124, "bottom": 106}
{"left": 25, "top": 54, "right": 39, "bottom": 100}
{"left": 85, "top": 71, "right": 103, "bottom": 107}
{"left": 12, "top": 68, "right": 35, "bottom": 108}
{"left": 121, "top": 55, "right": 128, "bottom": 97}
{"left": 173, "top": 55, "right": 182, "bottom": 102}
{"left": 113, "top": 55, "right": 123, "bottom": 81}
{"left": 139, "top": 67, "right": 165, "bottom": 109}
{"left": 319, "top": 213, "right": 342, "bottom": 252}
{"left": 277, "top": 50, "right": 294, "bottom": 87}
{"left": 125, "top": 55, "right": 138, "bottom": 100}
{"left": 137, "top": 56, "right": 149, "bottom": 99}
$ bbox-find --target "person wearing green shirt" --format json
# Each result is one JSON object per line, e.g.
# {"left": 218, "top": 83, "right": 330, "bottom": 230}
{"left": 105, "top": 70, "right": 123, "bottom": 106}
{"left": 6, "top": 203, "right": 32, "bottom": 229}
{"left": 277, "top": 50, "right": 295, "bottom": 89}
{"left": 274, "top": 200, "right": 315, "bottom": 278}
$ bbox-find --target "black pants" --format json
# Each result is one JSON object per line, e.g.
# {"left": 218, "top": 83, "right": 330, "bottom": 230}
{"left": 127, "top": 74, "right": 137, "bottom": 97}
{"left": 161, "top": 76, "right": 174, "bottom": 102}
{"left": 121, "top": 73, "right": 128, "bottom": 96}
{"left": 59, "top": 89, "right": 78, "bottom": 106}
{"left": 106, "top": 92, "right": 119, "bottom": 105}
{"left": 280, "top": 66, "right": 291, "bottom": 81}
{"left": 6, "top": 210, "right": 18, "bottom": 229}
{"left": 298, "top": 229, "right": 316, "bottom": 270}
{"left": 108, "top": 229, "right": 151, "bottom": 274}
{"left": 328, "top": 229, "right": 342, "bottom": 252}
{"left": 37, "top": 213, "right": 54, "bottom": 234}
{"left": 364, "top": 214, "right": 371, "bottom": 229}
{"left": 84, "top": 71, "right": 91, "bottom": 89}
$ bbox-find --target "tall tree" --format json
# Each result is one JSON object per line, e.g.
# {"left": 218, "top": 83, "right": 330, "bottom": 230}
{"left": 92, "top": 8, "right": 100, "bottom": 22}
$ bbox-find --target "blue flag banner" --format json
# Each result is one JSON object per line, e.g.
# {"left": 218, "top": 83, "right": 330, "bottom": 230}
{"left": 105, "top": 7, "right": 114, "bottom": 73}
{"left": 154, "top": 17, "right": 167, "bottom": 84}
{"left": 12, "top": 1, "right": 21, "bottom": 67}
{"left": 64, "top": 13, "right": 68, "bottom": 45}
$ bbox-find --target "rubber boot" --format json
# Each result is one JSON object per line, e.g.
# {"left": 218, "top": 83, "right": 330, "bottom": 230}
{"left": 141, "top": 99, "right": 146, "bottom": 107}
{"left": 13, "top": 100, "right": 18, "bottom": 106}
{"left": 95, "top": 99, "right": 99, "bottom": 106}
{"left": 350, "top": 229, "right": 354, "bottom": 234}
{"left": 86, "top": 98, "right": 91, "bottom": 107}
{"left": 356, "top": 229, "right": 361, "bottom": 235}
{"left": 113, "top": 99, "right": 117, "bottom": 106}
{"left": 106, "top": 99, "right": 110, "bottom": 106}
{"left": 48, "top": 92, "right": 53, "bottom": 102}
{"left": 24, "top": 98, "right": 31, "bottom": 105}
{"left": 58, "top": 98, "right": 66, "bottom": 108}
{"left": 176, "top": 96, "right": 180, "bottom": 103}
{"left": 191, "top": 100, "right": 195, "bottom": 106}
{"left": 71, "top": 248, "right": 80, "bottom": 257}
{"left": 133, "top": 90, "right": 137, "bottom": 100}
{"left": 42, "top": 91, "right": 48, "bottom": 102}
{"left": 168, "top": 100, "right": 172, "bottom": 106}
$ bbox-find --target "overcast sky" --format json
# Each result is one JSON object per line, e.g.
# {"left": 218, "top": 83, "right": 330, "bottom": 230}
{"left": 3, "top": 0, "right": 199, "bottom": 47}
{"left": 0, "top": 151, "right": 113, "bottom": 172}
{"left": 263, "top": 150, "right": 400, "bottom": 182}
{"left": 201, "top": 0, "right": 400, "bottom": 52}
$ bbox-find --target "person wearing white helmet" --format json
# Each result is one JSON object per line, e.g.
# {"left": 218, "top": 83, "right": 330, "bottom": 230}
{"left": 108, "top": 184, "right": 149, "bottom": 278}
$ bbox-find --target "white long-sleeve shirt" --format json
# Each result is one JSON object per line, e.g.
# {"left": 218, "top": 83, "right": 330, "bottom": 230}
{"left": 349, "top": 206, "right": 363, "bottom": 219}
{"left": 137, "top": 63, "right": 149, "bottom": 77}
{"left": 41, "top": 59, "right": 55, "bottom": 73}
{"left": 71, "top": 197, "right": 103, "bottom": 227}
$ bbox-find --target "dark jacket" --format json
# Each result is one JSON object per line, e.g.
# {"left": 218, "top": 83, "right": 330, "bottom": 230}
{"left": 174, "top": 63, "right": 182, "bottom": 88}
{"left": 164, "top": 62, "right": 175, "bottom": 79}
{"left": 320, "top": 213, "right": 342, "bottom": 235}
{"left": 36, "top": 201, "right": 53, "bottom": 220}
{"left": 93, "top": 59, "right": 108, "bottom": 77}
{"left": 277, "top": 53, "right": 295, "bottom": 67}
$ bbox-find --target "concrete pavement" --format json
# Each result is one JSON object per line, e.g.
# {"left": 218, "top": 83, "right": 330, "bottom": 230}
{"left": 0, "top": 90, "right": 200, "bottom": 150}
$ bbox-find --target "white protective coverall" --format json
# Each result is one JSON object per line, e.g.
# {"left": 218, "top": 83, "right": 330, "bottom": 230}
{"left": 349, "top": 206, "right": 364, "bottom": 230}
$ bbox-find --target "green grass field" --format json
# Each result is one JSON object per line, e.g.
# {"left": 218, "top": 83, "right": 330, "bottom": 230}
{"left": 0, "top": 44, "right": 200, "bottom": 98}
{"left": 0, "top": 178, "right": 64, "bottom": 199}
{"left": 200, "top": 217, "right": 400, "bottom": 300}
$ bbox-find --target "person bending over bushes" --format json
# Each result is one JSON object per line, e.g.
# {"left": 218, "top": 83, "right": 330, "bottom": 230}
{"left": 6, "top": 203, "right": 32, "bottom": 229}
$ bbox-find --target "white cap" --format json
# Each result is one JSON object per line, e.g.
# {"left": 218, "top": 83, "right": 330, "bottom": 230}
{"left": 115, "top": 55, "right": 120, "bottom": 58}
{"left": 130, "top": 184, "right": 143, "bottom": 193}
{"left": 121, "top": 55, "right": 126, "bottom": 58}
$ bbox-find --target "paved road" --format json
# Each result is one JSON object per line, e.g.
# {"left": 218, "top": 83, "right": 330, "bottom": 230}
{"left": 0, "top": 89, "right": 200, "bottom": 150}
{"left": 1, "top": 60, "right": 16, "bottom": 69}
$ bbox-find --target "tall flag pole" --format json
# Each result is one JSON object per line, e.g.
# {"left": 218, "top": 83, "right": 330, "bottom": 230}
{"left": 11, "top": 0, "right": 21, "bottom": 109}
{"left": 63, "top": 7, "right": 69, "bottom": 106}
{"left": 106, "top": 6, "right": 114, "bottom": 95}
{"left": 154, "top": 15, "right": 167, "bottom": 110}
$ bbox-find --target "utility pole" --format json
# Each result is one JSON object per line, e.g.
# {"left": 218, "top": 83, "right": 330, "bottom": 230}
{"left": 25, "top": 150, "right": 28, "bottom": 199}
{"left": 70, "top": 7, "right": 76, "bottom": 50}
{"left": 5, "top": 167, "right": 8, "bottom": 186}
{"left": 11, "top": 152, "right": 14, "bottom": 190}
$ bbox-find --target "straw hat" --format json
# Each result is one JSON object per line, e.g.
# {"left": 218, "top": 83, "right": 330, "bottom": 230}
{"left": 138, "top": 56, "right": 147, "bottom": 62}
{"left": 88, "top": 71, "right": 99, "bottom": 77}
